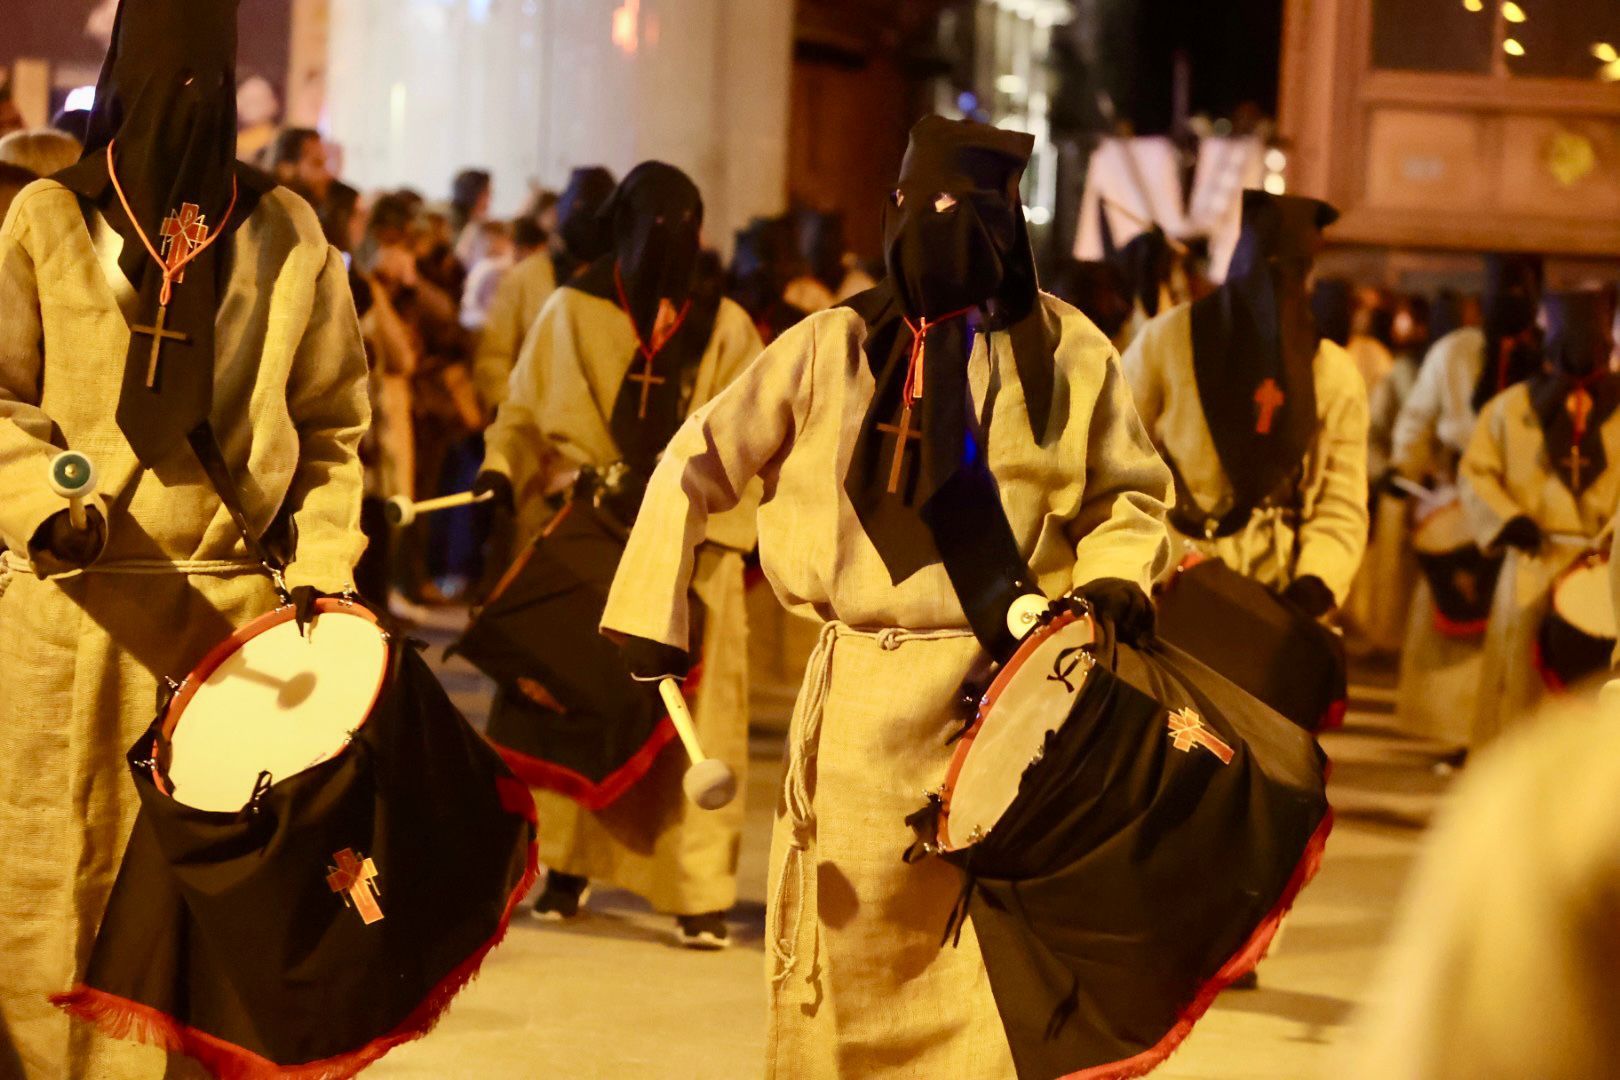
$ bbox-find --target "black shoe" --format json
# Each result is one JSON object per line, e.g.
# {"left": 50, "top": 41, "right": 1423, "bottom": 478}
{"left": 531, "top": 871, "right": 590, "bottom": 922}
{"left": 673, "top": 911, "right": 730, "bottom": 950}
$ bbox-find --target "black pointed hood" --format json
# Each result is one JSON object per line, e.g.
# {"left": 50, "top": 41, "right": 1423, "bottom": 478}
{"left": 1187, "top": 190, "right": 1338, "bottom": 519}
{"left": 1529, "top": 289, "right": 1620, "bottom": 497}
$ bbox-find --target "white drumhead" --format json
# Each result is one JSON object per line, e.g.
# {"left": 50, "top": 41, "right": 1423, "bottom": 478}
{"left": 1554, "top": 558, "right": 1618, "bottom": 639}
{"left": 1412, "top": 498, "right": 1473, "bottom": 555}
{"left": 941, "top": 616, "right": 1096, "bottom": 851}
{"left": 165, "top": 609, "right": 389, "bottom": 812}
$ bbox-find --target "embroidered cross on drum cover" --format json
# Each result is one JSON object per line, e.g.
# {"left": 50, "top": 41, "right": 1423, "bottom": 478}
{"left": 1167, "top": 708, "right": 1235, "bottom": 765}
{"left": 327, "top": 848, "right": 384, "bottom": 925}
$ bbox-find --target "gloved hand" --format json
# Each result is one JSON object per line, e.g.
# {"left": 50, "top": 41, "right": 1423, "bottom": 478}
{"left": 290, "top": 586, "right": 329, "bottom": 637}
{"left": 619, "top": 635, "right": 693, "bottom": 684}
{"left": 1074, "top": 578, "right": 1156, "bottom": 645}
{"left": 473, "top": 470, "right": 516, "bottom": 516}
{"left": 1281, "top": 575, "right": 1337, "bottom": 619}
{"left": 1497, "top": 516, "right": 1542, "bottom": 554}
{"left": 29, "top": 506, "right": 107, "bottom": 574}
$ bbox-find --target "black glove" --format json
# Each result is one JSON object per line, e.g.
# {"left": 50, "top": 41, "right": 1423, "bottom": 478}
{"left": 473, "top": 470, "right": 516, "bottom": 516}
{"left": 1074, "top": 578, "right": 1156, "bottom": 645}
{"left": 1497, "top": 516, "right": 1542, "bottom": 554}
{"left": 290, "top": 586, "right": 329, "bottom": 637}
{"left": 620, "top": 635, "right": 693, "bottom": 683}
{"left": 1281, "top": 575, "right": 1337, "bottom": 619}
{"left": 29, "top": 506, "right": 107, "bottom": 573}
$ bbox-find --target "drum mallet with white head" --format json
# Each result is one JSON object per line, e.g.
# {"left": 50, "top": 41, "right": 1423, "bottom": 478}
{"left": 48, "top": 451, "right": 97, "bottom": 531}
{"left": 658, "top": 678, "right": 738, "bottom": 811}
{"left": 384, "top": 489, "right": 495, "bottom": 528}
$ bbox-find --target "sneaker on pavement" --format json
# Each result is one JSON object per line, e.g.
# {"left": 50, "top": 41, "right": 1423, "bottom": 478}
{"left": 530, "top": 872, "right": 591, "bottom": 923}
{"left": 673, "top": 911, "right": 730, "bottom": 950}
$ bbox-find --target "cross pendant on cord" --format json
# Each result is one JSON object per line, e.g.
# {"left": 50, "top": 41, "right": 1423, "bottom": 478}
{"left": 626, "top": 359, "right": 666, "bottom": 420}
{"left": 877, "top": 402, "right": 923, "bottom": 495}
{"left": 1253, "top": 378, "right": 1285, "bottom": 435}
{"left": 131, "top": 303, "right": 190, "bottom": 389}
{"left": 1564, "top": 445, "right": 1589, "bottom": 490}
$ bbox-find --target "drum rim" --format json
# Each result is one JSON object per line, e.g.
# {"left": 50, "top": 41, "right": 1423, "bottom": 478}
{"left": 156, "top": 599, "right": 389, "bottom": 800}
{"left": 1549, "top": 549, "right": 1617, "bottom": 638}
{"left": 936, "top": 609, "right": 1095, "bottom": 853}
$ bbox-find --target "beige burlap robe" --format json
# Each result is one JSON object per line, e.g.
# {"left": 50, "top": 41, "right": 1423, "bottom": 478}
{"left": 1393, "top": 583, "right": 1486, "bottom": 752}
{"left": 1122, "top": 302, "right": 1370, "bottom": 602}
{"left": 601, "top": 296, "right": 1173, "bottom": 1075}
{"left": 483, "top": 287, "right": 764, "bottom": 914}
{"left": 1460, "top": 382, "right": 1620, "bottom": 745}
{"left": 0, "top": 181, "right": 369, "bottom": 1079}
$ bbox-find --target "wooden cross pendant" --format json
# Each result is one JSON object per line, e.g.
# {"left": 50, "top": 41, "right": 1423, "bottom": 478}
{"left": 1563, "top": 444, "right": 1590, "bottom": 490}
{"left": 1253, "top": 378, "right": 1285, "bottom": 435}
{"left": 626, "top": 359, "right": 666, "bottom": 420}
{"left": 131, "top": 303, "right": 190, "bottom": 389}
{"left": 877, "top": 402, "right": 923, "bottom": 495}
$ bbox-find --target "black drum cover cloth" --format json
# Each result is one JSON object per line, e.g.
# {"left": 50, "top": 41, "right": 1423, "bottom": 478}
{"left": 1416, "top": 545, "right": 1503, "bottom": 638}
{"left": 1536, "top": 613, "right": 1613, "bottom": 694}
{"left": 452, "top": 499, "right": 704, "bottom": 810}
{"left": 940, "top": 629, "right": 1331, "bottom": 1080}
{"left": 1155, "top": 558, "right": 1348, "bottom": 732}
{"left": 53, "top": 644, "right": 538, "bottom": 1080}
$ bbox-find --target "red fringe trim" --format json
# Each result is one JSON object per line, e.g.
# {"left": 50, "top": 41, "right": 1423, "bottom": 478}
{"left": 487, "top": 664, "right": 706, "bottom": 812}
{"left": 1059, "top": 808, "right": 1337, "bottom": 1080}
{"left": 1534, "top": 638, "right": 1569, "bottom": 695}
{"left": 495, "top": 720, "right": 678, "bottom": 812}
{"left": 1432, "top": 609, "right": 1488, "bottom": 639}
{"left": 1316, "top": 697, "right": 1348, "bottom": 733}
{"left": 53, "top": 825, "right": 542, "bottom": 1079}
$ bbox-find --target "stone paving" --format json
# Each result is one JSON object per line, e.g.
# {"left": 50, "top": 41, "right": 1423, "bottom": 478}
{"left": 372, "top": 611, "right": 1448, "bottom": 1080}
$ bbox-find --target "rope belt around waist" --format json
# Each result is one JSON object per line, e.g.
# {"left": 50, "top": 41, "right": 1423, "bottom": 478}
{"left": 3, "top": 552, "right": 266, "bottom": 578}
{"left": 770, "top": 620, "right": 978, "bottom": 992}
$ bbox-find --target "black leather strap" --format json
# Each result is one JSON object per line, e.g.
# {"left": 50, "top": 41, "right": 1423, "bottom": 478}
{"left": 923, "top": 467, "right": 1039, "bottom": 664}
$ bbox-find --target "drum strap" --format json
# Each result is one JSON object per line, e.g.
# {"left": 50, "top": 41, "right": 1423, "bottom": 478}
{"left": 922, "top": 466, "right": 1040, "bottom": 663}
{"left": 1163, "top": 451, "right": 1303, "bottom": 541}
{"left": 186, "top": 423, "right": 291, "bottom": 598}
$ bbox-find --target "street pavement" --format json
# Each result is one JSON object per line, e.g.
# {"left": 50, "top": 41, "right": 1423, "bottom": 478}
{"left": 372, "top": 611, "right": 1448, "bottom": 1080}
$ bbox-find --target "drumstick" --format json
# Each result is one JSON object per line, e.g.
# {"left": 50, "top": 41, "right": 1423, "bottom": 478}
{"left": 384, "top": 489, "right": 495, "bottom": 528}
{"left": 48, "top": 451, "right": 97, "bottom": 531}
{"left": 658, "top": 677, "right": 738, "bottom": 811}
{"left": 1387, "top": 476, "right": 1432, "bottom": 500}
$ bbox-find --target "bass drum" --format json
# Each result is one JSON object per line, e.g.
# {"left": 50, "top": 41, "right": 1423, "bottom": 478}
{"left": 1537, "top": 551, "right": 1617, "bottom": 692}
{"left": 1410, "top": 494, "right": 1502, "bottom": 638}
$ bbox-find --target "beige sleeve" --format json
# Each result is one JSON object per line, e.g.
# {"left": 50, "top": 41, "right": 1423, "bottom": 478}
{"left": 1391, "top": 341, "right": 1448, "bottom": 481}
{"left": 481, "top": 291, "right": 567, "bottom": 502}
{"left": 1294, "top": 358, "right": 1371, "bottom": 603}
{"left": 699, "top": 301, "right": 768, "bottom": 554}
{"left": 1119, "top": 315, "right": 1166, "bottom": 439}
{"left": 601, "top": 314, "right": 815, "bottom": 649}
{"left": 281, "top": 245, "right": 373, "bottom": 593}
{"left": 1459, "top": 395, "right": 1524, "bottom": 551}
{"left": 472, "top": 267, "right": 528, "bottom": 413}
{"left": 0, "top": 193, "right": 84, "bottom": 559}
{"left": 1067, "top": 344, "right": 1174, "bottom": 593}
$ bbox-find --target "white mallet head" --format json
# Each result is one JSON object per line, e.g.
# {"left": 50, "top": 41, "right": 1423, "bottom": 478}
{"left": 384, "top": 495, "right": 416, "bottom": 528}
{"left": 683, "top": 759, "right": 738, "bottom": 811}
{"left": 49, "top": 451, "right": 97, "bottom": 501}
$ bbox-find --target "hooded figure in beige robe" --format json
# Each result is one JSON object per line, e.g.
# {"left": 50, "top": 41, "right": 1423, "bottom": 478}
{"left": 477, "top": 162, "right": 764, "bottom": 935}
{"left": 1123, "top": 192, "right": 1369, "bottom": 618}
{"left": 1390, "top": 255, "right": 1544, "bottom": 754}
{"left": 1461, "top": 290, "right": 1620, "bottom": 745}
{"left": 600, "top": 117, "right": 1171, "bottom": 1078}
{"left": 0, "top": 4, "right": 368, "bottom": 1075}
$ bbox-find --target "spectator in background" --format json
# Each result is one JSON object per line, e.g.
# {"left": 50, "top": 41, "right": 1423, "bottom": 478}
{"left": 0, "top": 128, "right": 83, "bottom": 180}
{"left": 451, "top": 167, "right": 494, "bottom": 267}
{"left": 460, "top": 219, "right": 515, "bottom": 333}
{"left": 263, "top": 126, "right": 332, "bottom": 205}
{"left": 474, "top": 215, "right": 558, "bottom": 416}
{"left": 0, "top": 80, "right": 24, "bottom": 140}
{"left": 49, "top": 109, "right": 92, "bottom": 145}
{"left": 1048, "top": 257, "right": 1134, "bottom": 345}
{"left": 787, "top": 208, "right": 875, "bottom": 312}
{"left": 235, "top": 74, "right": 282, "bottom": 162}
{"left": 728, "top": 214, "right": 809, "bottom": 345}
{"left": 415, "top": 206, "right": 466, "bottom": 299}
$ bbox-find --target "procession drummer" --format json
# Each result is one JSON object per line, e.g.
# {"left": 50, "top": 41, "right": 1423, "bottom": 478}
{"left": 476, "top": 162, "right": 764, "bottom": 949}
{"left": 0, "top": 0, "right": 369, "bottom": 1075}
{"left": 1461, "top": 289, "right": 1620, "bottom": 744}
{"left": 1122, "top": 190, "right": 1369, "bottom": 622}
{"left": 1388, "top": 254, "right": 1543, "bottom": 760}
{"left": 600, "top": 116, "right": 1172, "bottom": 1076}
